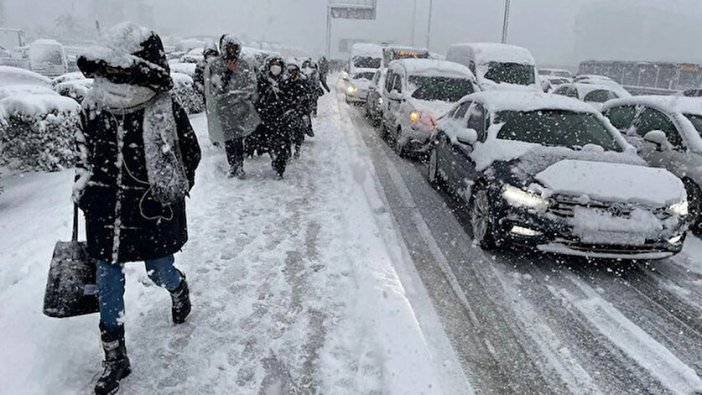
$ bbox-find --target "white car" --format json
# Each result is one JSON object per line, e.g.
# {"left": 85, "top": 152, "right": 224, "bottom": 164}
{"left": 553, "top": 83, "right": 624, "bottom": 111}
{"left": 0, "top": 65, "right": 51, "bottom": 87}
{"left": 538, "top": 68, "right": 573, "bottom": 79}
{"left": 380, "top": 59, "right": 478, "bottom": 156}
{"left": 344, "top": 70, "right": 375, "bottom": 104}
{"left": 602, "top": 96, "right": 702, "bottom": 234}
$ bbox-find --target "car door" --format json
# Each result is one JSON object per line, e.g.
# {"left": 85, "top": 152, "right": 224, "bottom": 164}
{"left": 382, "top": 71, "right": 397, "bottom": 130}
{"left": 603, "top": 105, "right": 637, "bottom": 134}
{"left": 630, "top": 106, "right": 687, "bottom": 171}
{"left": 436, "top": 101, "right": 471, "bottom": 187}
{"left": 386, "top": 72, "right": 405, "bottom": 134}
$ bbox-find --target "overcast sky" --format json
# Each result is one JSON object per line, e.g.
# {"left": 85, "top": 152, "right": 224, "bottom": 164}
{"left": 4, "top": 0, "right": 702, "bottom": 65}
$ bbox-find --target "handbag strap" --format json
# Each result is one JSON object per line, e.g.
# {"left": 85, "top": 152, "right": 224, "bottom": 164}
{"left": 72, "top": 204, "right": 79, "bottom": 242}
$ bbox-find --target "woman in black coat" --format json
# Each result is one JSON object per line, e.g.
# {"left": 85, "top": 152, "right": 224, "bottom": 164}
{"left": 73, "top": 22, "right": 201, "bottom": 395}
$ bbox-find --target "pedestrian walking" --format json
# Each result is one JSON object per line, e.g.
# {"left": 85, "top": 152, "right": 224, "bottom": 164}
{"left": 204, "top": 34, "right": 259, "bottom": 179}
{"left": 283, "top": 60, "right": 312, "bottom": 158}
{"left": 74, "top": 22, "right": 201, "bottom": 395}
{"left": 256, "top": 56, "right": 294, "bottom": 178}
{"left": 318, "top": 56, "right": 331, "bottom": 93}
{"left": 302, "top": 59, "right": 325, "bottom": 118}
{"left": 194, "top": 43, "right": 219, "bottom": 96}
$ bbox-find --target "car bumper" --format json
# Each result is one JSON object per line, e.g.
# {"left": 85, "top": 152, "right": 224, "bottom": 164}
{"left": 345, "top": 89, "right": 368, "bottom": 102}
{"left": 496, "top": 202, "right": 685, "bottom": 260}
{"left": 399, "top": 125, "right": 435, "bottom": 153}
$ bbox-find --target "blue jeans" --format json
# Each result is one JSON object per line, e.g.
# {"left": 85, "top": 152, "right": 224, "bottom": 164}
{"left": 97, "top": 255, "right": 182, "bottom": 330}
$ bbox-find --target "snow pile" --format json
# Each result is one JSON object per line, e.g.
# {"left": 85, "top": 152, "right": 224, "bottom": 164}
{"left": 52, "top": 72, "right": 86, "bottom": 86}
{"left": 0, "top": 66, "right": 52, "bottom": 87}
{"left": 0, "top": 94, "right": 80, "bottom": 171}
{"left": 0, "top": 84, "right": 58, "bottom": 100}
{"left": 171, "top": 72, "right": 204, "bottom": 114}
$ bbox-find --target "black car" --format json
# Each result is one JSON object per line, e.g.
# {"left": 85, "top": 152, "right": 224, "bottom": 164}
{"left": 427, "top": 91, "right": 688, "bottom": 260}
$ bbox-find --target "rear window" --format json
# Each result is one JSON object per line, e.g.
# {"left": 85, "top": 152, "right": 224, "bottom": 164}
{"left": 484, "top": 62, "right": 535, "bottom": 85}
{"left": 584, "top": 89, "right": 618, "bottom": 103}
{"left": 352, "top": 56, "right": 381, "bottom": 69}
{"left": 408, "top": 76, "right": 474, "bottom": 102}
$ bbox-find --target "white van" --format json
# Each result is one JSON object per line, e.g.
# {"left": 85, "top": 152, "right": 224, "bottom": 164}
{"left": 446, "top": 43, "right": 539, "bottom": 91}
{"left": 29, "top": 39, "right": 68, "bottom": 77}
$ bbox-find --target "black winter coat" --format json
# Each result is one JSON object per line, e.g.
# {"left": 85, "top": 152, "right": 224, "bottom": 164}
{"left": 77, "top": 99, "right": 201, "bottom": 262}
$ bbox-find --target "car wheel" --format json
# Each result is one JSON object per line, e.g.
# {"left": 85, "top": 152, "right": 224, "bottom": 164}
{"left": 684, "top": 179, "right": 702, "bottom": 235}
{"left": 470, "top": 185, "right": 498, "bottom": 249}
{"left": 379, "top": 122, "right": 389, "bottom": 139}
{"left": 428, "top": 148, "right": 444, "bottom": 188}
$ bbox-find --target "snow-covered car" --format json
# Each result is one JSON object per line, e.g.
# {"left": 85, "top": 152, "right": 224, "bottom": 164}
{"left": 180, "top": 48, "right": 204, "bottom": 64}
{"left": 349, "top": 43, "right": 383, "bottom": 75}
{"left": 602, "top": 96, "right": 702, "bottom": 234}
{"left": 538, "top": 68, "right": 573, "bottom": 79}
{"left": 576, "top": 77, "right": 631, "bottom": 99}
{"left": 0, "top": 84, "right": 58, "bottom": 100}
{"left": 539, "top": 75, "right": 570, "bottom": 92}
{"left": 345, "top": 70, "right": 375, "bottom": 104}
{"left": 427, "top": 91, "right": 688, "bottom": 260}
{"left": 365, "top": 68, "right": 386, "bottom": 126}
{"left": 55, "top": 79, "right": 93, "bottom": 103}
{"left": 552, "top": 83, "right": 623, "bottom": 111}
{"left": 52, "top": 71, "right": 86, "bottom": 86}
{"left": 678, "top": 88, "right": 702, "bottom": 98}
{"left": 445, "top": 43, "right": 540, "bottom": 91}
{"left": 381, "top": 59, "right": 478, "bottom": 156}
{"left": 29, "top": 39, "right": 68, "bottom": 77}
{"left": 0, "top": 65, "right": 51, "bottom": 87}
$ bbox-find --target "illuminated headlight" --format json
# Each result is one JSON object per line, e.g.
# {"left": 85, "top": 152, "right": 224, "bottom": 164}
{"left": 668, "top": 199, "right": 689, "bottom": 216}
{"left": 668, "top": 234, "right": 684, "bottom": 245}
{"left": 409, "top": 111, "right": 420, "bottom": 123}
{"left": 510, "top": 226, "right": 543, "bottom": 237}
{"left": 502, "top": 185, "right": 550, "bottom": 210}
{"left": 347, "top": 85, "right": 357, "bottom": 94}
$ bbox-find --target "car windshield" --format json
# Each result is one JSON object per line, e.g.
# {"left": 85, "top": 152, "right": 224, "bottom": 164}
{"left": 408, "top": 76, "right": 474, "bottom": 102}
{"left": 684, "top": 114, "right": 702, "bottom": 134}
{"left": 353, "top": 72, "right": 375, "bottom": 80}
{"left": 484, "top": 62, "right": 535, "bottom": 85}
{"left": 353, "top": 56, "right": 381, "bottom": 69}
{"left": 495, "top": 109, "right": 622, "bottom": 151}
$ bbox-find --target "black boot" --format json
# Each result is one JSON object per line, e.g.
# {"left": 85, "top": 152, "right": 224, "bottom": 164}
{"left": 95, "top": 325, "right": 131, "bottom": 395}
{"left": 170, "top": 271, "right": 191, "bottom": 324}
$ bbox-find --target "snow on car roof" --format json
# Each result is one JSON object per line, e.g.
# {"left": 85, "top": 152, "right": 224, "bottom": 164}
{"left": 450, "top": 43, "right": 535, "bottom": 65}
{"left": 566, "top": 83, "right": 621, "bottom": 98}
{"left": 464, "top": 91, "right": 598, "bottom": 114}
{"left": 0, "top": 66, "right": 52, "bottom": 87}
{"left": 351, "top": 43, "right": 383, "bottom": 57}
{"left": 389, "top": 59, "right": 475, "bottom": 79}
{"left": 603, "top": 95, "right": 702, "bottom": 116}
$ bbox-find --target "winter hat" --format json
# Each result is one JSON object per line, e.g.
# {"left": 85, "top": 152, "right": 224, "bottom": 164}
{"left": 78, "top": 22, "right": 173, "bottom": 92}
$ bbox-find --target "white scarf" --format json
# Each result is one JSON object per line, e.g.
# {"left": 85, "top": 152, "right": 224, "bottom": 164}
{"left": 90, "top": 77, "right": 157, "bottom": 112}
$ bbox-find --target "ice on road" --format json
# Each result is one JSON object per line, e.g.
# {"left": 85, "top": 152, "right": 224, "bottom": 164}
{"left": 0, "top": 93, "right": 465, "bottom": 394}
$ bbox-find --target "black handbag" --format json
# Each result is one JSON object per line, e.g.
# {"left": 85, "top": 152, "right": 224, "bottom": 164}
{"left": 43, "top": 205, "right": 99, "bottom": 318}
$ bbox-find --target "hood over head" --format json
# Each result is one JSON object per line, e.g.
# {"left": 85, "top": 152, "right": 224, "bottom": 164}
{"left": 220, "top": 34, "right": 243, "bottom": 61}
{"left": 77, "top": 22, "right": 172, "bottom": 92}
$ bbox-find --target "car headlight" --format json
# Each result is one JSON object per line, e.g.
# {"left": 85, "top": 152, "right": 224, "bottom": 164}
{"left": 409, "top": 111, "right": 420, "bottom": 123}
{"left": 502, "top": 185, "right": 550, "bottom": 210}
{"left": 668, "top": 199, "right": 689, "bottom": 216}
{"left": 347, "top": 85, "right": 357, "bottom": 94}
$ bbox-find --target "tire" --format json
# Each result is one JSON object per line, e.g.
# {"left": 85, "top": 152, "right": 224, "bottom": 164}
{"left": 470, "top": 184, "right": 499, "bottom": 250}
{"left": 428, "top": 148, "right": 444, "bottom": 188}
{"left": 684, "top": 179, "right": 702, "bottom": 235}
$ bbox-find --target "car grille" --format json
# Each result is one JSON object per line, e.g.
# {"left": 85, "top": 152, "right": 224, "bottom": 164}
{"left": 549, "top": 196, "right": 634, "bottom": 218}
{"left": 549, "top": 196, "right": 671, "bottom": 220}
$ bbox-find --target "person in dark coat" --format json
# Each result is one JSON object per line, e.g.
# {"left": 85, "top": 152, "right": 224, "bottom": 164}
{"left": 255, "top": 56, "right": 293, "bottom": 178}
{"left": 73, "top": 22, "right": 201, "bottom": 395}
{"left": 194, "top": 43, "right": 219, "bottom": 96}
{"left": 302, "top": 59, "right": 325, "bottom": 118}
{"left": 283, "top": 60, "right": 312, "bottom": 159}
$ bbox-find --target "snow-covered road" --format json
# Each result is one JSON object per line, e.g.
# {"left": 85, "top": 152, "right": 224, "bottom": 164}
{"left": 344, "top": 94, "right": 702, "bottom": 394}
{"left": 0, "top": 94, "right": 468, "bottom": 394}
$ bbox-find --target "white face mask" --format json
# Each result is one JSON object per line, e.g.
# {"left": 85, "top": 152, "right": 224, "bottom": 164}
{"left": 270, "top": 65, "right": 282, "bottom": 76}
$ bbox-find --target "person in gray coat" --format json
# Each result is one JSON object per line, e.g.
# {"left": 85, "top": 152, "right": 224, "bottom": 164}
{"left": 204, "top": 34, "right": 259, "bottom": 178}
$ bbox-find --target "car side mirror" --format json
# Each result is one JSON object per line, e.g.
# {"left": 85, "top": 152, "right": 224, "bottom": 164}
{"left": 454, "top": 128, "right": 478, "bottom": 145}
{"left": 643, "top": 130, "right": 672, "bottom": 151}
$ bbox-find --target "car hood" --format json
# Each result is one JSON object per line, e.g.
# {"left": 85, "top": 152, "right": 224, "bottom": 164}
{"left": 410, "top": 99, "right": 455, "bottom": 119}
{"left": 351, "top": 79, "right": 372, "bottom": 90}
{"left": 534, "top": 159, "right": 685, "bottom": 207}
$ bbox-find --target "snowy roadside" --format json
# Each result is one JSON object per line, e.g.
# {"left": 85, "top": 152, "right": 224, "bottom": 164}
{"left": 0, "top": 93, "right": 467, "bottom": 393}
